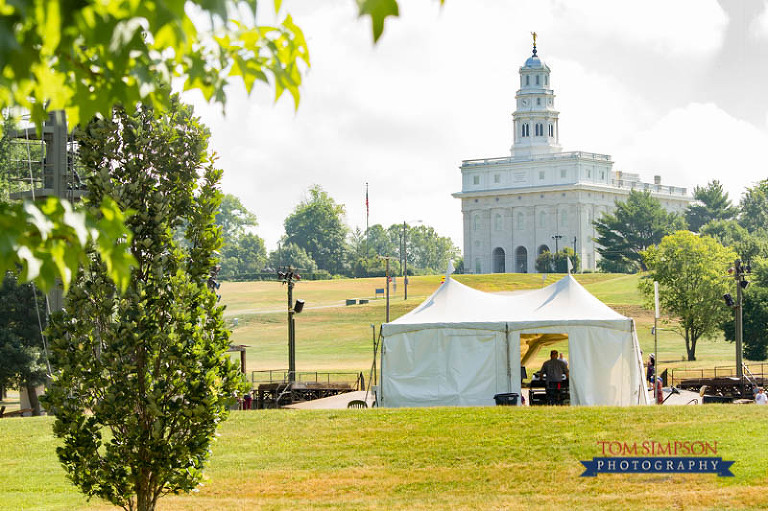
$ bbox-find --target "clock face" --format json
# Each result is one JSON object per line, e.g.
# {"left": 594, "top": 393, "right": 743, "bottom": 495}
{"left": 521, "top": 99, "right": 529, "bottom": 107}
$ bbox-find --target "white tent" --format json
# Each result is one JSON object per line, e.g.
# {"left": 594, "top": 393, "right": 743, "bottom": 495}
{"left": 379, "top": 275, "right": 649, "bottom": 407}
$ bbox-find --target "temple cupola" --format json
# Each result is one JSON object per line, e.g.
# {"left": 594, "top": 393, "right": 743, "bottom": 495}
{"left": 510, "top": 33, "right": 561, "bottom": 158}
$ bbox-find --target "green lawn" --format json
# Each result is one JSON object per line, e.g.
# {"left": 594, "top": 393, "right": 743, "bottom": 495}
{"left": 2, "top": 407, "right": 767, "bottom": 510}
{"left": 2, "top": 273, "right": 764, "bottom": 510}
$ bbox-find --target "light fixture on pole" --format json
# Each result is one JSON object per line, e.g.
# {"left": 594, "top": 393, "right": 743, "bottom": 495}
{"left": 278, "top": 267, "right": 304, "bottom": 383}
{"left": 731, "top": 259, "right": 750, "bottom": 382}
{"left": 551, "top": 234, "right": 563, "bottom": 253}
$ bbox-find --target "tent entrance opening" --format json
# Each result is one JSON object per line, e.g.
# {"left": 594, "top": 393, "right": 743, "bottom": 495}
{"left": 521, "top": 333, "right": 570, "bottom": 406}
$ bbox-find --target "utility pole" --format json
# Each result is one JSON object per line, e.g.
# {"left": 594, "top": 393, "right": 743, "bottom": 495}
{"left": 734, "top": 259, "right": 746, "bottom": 380}
{"left": 278, "top": 268, "right": 304, "bottom": 383}
{"left": 379, "top": 256, "right": 394, "bottom": 322}
{"left": 385, "top": 257, "right": 391, "bottom": 322}
{"left": 288, "top": 274, "right": 295, "bottom": 382}
{"left": 403, "top": 221, "right": 408, "bottom": 301}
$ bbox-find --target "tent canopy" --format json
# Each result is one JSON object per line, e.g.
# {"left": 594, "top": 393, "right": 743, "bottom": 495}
{"left": 384, "top": 274, "right": 630, "bottom": 333}
{"left": 380, "top": 275, "right": 648, "bottom": 407}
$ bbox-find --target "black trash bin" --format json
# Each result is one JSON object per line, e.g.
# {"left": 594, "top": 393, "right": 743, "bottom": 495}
{"left": 493, "top": 393, "right": 519, "bottom": 406}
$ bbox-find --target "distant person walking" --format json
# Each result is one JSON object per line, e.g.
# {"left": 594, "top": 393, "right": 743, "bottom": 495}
{"left": 243, "top": 392, "right": 253, "bottom": 410}
{"left": 756, "top": 388, "right": 767, "bottom": 405}
{"left": 646, "top": 354, "right": 656, "bottom": 386}
{"left": 540, "top": 349, "right": 569, "bottom": 405}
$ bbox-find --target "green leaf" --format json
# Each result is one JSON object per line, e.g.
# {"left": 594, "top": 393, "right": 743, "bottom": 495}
{"left": 356, "top": 0, "right": 399, "bottom": 42}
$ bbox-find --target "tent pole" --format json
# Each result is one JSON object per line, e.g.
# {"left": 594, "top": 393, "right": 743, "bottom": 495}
{"left": 505, "top": 324, "right": 512, "bottom": 393}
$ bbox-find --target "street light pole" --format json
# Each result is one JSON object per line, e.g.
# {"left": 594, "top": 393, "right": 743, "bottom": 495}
{"left": 385, "top": 257, "right": 391, "bottom": 322}
{"left": 287, "top": 277, "right": 295, "bottom": 382}
{"left": 552, "top": 234, "right": 563, "bottom": 253}
{"left": 734, "top": 259, "right": 744, "bottom": 381}
{"left": 278, "top": 268, "right": 303, "bottom": 383}
{"left": 379, "top": 256, "right": 395, "bottom": 323}
{"left": 403, "top": 221, "right": 408, "bottom": 301}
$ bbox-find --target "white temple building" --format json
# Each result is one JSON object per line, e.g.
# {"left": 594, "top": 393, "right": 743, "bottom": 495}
{"left": 453, "top": 38, "right": 691, "bottom": 273}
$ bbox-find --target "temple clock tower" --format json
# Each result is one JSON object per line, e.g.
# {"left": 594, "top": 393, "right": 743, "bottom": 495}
{"left": 511, "top": 33, "right": 561, "bottom": 158}
{"left": 454, "top": 34, "right": 692, "bottom": 274}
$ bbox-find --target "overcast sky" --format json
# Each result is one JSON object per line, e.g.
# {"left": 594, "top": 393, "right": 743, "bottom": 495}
{"left": 183, "top": 0, "right": 768, "bottom": 251}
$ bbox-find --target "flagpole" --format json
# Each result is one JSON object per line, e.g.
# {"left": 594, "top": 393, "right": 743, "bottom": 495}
{"left": 365, "top": 182, "right": 369, "bottom": 254}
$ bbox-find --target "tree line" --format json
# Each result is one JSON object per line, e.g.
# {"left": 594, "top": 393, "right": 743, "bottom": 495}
{"left": 216, "top": 185, "right": 461, "bottom": 279}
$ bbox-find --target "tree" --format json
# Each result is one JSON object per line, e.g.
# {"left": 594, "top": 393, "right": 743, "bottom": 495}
{"left": 268, "top": 242, "right": 318, "bottom": 273}
{"left": 721, "top": 286, "right": 768, "bottom": 361}
{"left": 347, "top": 222, "right": 458, "bottom": 277}
{"left": 0, "top": 0, "right": 412, "bottom": 292}
{"left": 554, "top": 247, "right": 580, "bottom": 273}
{"left": 42, "top": 98, "right": 244, "bottom": 511}
{"left": 284, "top": 185, "right": 349, "bottom": 275}
{"left": 534, "top": 249, "right": 578, "bottom": 274}
{"left": 700, "top": 219, "right": 768, "bottom": 264}
{"left": 641, "top": 231, "right": 737, "bottom": 361}
{"left": 535, "top": 250, "right": 554, "bottom": 273}
{"left": 739, "top": 179, "right": 768, "bottom": 234}
{"left": 0, "top": 0, "right": 406, "bottom": 293}
{"left": 594, "top": 190, "right": 685, "bottom": 273}
{"left": 405, "top": 225, "right": 460, "bottom": 274}
{"left": 0, "top": 272, "right": 47, "bottom": 414}
{"left": 366, "top": 224, "right": 400, "bottom": 258}
{"left": 720, "top": 258, "right": 768, "bottom": 361}
{"left": 216, "top": 194, "right": 258, "bottom": 242}
{"left": 215, "top": 194, "right": 266, "bottom": 277}
{"left": 220, "top": 233, "right": 268, "bottom": 278}
{"left": 685, "top": 180, "right": 737, "bottom": 232}
{"left": 0, "top": 0, "right": 308, "bottom": 291}
{"left": 1, "top": 1, "right": 309, "bottom": 132}
{"left": 346, "top": 227, "right": 398, "bottom": 278}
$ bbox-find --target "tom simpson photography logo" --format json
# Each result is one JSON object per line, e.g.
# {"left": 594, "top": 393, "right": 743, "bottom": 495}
{"left": 580, "top": 441, "right": 735, "bottom": 477}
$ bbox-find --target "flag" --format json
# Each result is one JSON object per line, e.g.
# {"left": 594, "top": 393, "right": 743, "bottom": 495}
{"left": 365, "top": 183, "right": 369, "bottom": 217}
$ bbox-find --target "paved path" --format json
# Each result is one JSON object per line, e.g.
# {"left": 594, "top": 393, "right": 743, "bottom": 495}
{"left": 223, "top": 301, "right": 353, "bottom": 317}
{"left": 283, "top": 390, "right": 375, "bottom": 410}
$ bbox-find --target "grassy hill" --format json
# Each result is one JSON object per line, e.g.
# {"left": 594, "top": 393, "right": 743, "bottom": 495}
{"left": 1, "top": 407, "right": 766, "bottom": 510}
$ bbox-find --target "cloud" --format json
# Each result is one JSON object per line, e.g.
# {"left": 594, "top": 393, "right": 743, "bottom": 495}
{"left": 550, "top": 0, "right": 728, "bottom": 59}
{"left": 181, "top": 1, "right": 738, "bottom": 253}
{"left": 550, "top": 59, "right": 658, "bottom": 153}
{"left": 616, "top": 103, "right": 768, "bottom": 203}
{"left": 750, "top": 0, "right": 768, "bottom": 40}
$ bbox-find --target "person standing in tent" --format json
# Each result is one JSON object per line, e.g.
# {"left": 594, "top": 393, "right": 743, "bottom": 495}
{"left": 540, "top": 350, "right": 569, "bottom": 405}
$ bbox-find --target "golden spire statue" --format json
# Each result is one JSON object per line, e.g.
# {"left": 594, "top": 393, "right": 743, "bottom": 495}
{"left": 531, "top": 31, "right": 537, "bottom": 46}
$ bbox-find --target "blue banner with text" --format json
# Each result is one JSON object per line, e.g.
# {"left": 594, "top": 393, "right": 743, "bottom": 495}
{"left": 580, "top": 457, "right": 734, "bottom": 477}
